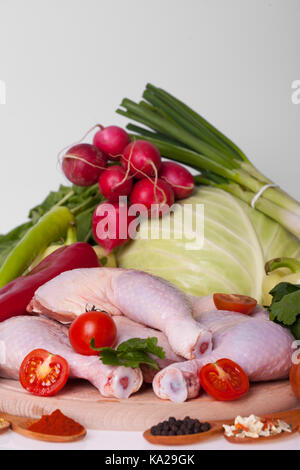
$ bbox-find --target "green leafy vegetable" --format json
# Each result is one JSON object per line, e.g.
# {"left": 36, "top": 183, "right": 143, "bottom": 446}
{"left": 268, "top": 282, "right": 300, "bottom": 338}
{"left": 268, "top": 282, "right": 300, "bottom": 325}
{"left": 118, "top": 187, "right": 300, "bottom": 302}
{"left": 90, "top": 337, "right": 166, "bottom": 369}
{"left": 291, "top": 317, "right": 300, "bottom": 339}
{"left": 269, "top": 282, "right": 300, "bottom": 304}
{"left": 75, "top": 210, "right": 93, "bottom": 243}
{"left": 0, "top": 222, "right": 33, "bottom": 267}
{"left": 29, "top": 183, "right": 103, "bottom": 243}
{"left": 244, "top": 206, "right": 300, "bottom": 262}
{"left": 0, "top": 183, "right": 103, "bottom": 271}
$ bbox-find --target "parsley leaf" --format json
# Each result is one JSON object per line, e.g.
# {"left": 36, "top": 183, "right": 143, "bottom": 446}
{"left": 269, "top": 282, "right": 300, "bottom": 303}
{"left": 269, "top": 289, "right": 300, "bottom": 325}
{"left": 268, "top": 282, "right": 300, "bottom": 337}
{"left": 90, "top": 337, "right": 166, "bottom": 369}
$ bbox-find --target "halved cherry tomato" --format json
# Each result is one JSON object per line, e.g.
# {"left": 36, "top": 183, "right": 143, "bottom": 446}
{"left": 213, "top": 293, "right": 257, "bottom": 315}
{"left": 19, "top": 349, "right": 69, "bottom": 397}
{"left": 69, "top": 311, "right": 117, "bottom": 356}
{"left": 199, "top": 358, "right": 249, "bottom": 401}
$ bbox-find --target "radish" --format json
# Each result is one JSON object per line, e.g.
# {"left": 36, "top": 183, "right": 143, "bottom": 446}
{"left": 130, "top": 178, "right": 174, "bottom": 217}
{"left": 92, "top": 201, "right": 136, "bottom": 253}
{"left": 62, "top": 143, "right": 107, "bottom": 186}
{"left": 98, "top": 165, "right": 133, "bottom": 202}
{"left": 93, "top": 126, "right": 130, "bottom": 161}
{"left": 121, "top": 140, "right": 161, "bottom": 179}
{"left": 159, "top": 161, "right": 194, "bottom": 200}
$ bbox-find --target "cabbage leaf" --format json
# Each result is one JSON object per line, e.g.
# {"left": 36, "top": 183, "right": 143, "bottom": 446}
{"left": 244, "top": 202, "right": 300, "bottom": 261}
{"left": 117, "top": 187, "right": 300, "bottom": 302}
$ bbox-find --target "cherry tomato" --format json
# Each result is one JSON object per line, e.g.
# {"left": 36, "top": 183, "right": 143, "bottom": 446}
{"left": 19, "top": 349, "right": 69, "bottom": 397}
{"left": 69, "top": 311, "right": 117, "bottom": 356}
{"left": 213, "top": 293, "right": 257, "bottom": 315}
{"left": 289, "top": 353, "right": 300, "bottom": 399}
{"left": 199, "top": 358, "right": 249, "bottom": 401}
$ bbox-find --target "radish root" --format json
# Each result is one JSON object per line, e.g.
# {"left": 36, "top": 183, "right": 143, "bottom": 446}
{"left": 57, "top": 123, "right": 103, "bottom": 166}
{"left": 61, "top": 154, "right": 107, "bottom": 171}
{"left": 160, "top": 176, "right": 194, "bottom": 191}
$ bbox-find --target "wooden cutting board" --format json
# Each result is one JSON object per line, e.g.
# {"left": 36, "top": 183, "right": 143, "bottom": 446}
{"left": 0, "top": 378, "right": 298, "bottom": 431}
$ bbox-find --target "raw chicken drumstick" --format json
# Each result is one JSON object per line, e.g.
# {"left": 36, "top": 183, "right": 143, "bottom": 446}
{"left": 28, "top": 268, "right": 212, "bottom": 360}
{"left": 153, "top": 308, "right": 294, "bottom": 402}
{"left": 0, "top": 316, "right": 142, "bottom": 399}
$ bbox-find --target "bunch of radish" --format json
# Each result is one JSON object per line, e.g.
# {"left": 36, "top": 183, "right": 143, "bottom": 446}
{"left": 61, "top": 125, "right": 194, "bottom": 253}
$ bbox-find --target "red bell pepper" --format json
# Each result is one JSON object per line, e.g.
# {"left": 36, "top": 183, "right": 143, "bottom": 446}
{"left": 0, "top": 242, "right": 100, "bottom": 322}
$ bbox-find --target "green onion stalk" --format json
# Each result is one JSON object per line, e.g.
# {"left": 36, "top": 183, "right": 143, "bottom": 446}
{"left": 116, "top": 84, "right": 300, "bottom": 239}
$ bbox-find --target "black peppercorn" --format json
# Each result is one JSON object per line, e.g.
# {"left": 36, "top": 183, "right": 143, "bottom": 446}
{"left": 150, "top": 416, "right": 211, "bottom": 436}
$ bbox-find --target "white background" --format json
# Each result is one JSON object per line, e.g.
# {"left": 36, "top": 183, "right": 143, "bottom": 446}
{"left": 0, "top": 0, "right": 299, "bottom": 451}
{"left": 0, "top": 0, "right": 299, "bottom": 233}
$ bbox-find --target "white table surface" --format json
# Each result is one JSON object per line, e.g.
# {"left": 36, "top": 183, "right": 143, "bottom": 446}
{"left": 0, "top": 428, "right": 299, "bottom": 451}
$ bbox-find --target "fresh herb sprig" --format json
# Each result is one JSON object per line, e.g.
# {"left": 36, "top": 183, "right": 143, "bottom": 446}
{"left": 90, "top": 337, "right": 166, "bottom": 369}
{"left": 268, "top": 282, "right": 300, "bottom": 339}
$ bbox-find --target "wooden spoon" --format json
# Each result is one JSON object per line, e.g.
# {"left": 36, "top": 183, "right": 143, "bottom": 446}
{"left": 143, "top": 421, "right": 224, "bottom": 446}
{"left": 224, "top": 426, "right": 298, "bottom": 444}
{"left": 0, "top": 412, "right": 86, "bottom": 443}
{"left": 0, "top": 418, "right": 10, "bottom": 434}
{"left": 143, "top": 409, "right": 300, "bottom": 446}
{"left": 223, "top": 408, "right": 300, "bottom": 445}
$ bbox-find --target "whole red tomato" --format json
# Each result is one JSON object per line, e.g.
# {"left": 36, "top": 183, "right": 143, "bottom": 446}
{"left": 69, "top": 311, "right": 117, "bottom": 356}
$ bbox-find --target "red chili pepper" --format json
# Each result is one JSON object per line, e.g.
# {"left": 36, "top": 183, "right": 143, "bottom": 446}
{"left": 0, "top": 242, "right": 100, "bottom": 322}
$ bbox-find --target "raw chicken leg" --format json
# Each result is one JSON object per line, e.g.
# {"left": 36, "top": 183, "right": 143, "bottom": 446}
{"left": 0, "top": 316, "right": 142, "bottom": 399}
{"left": 153, "top": 308, "right": 294, "bottom": 402}
{"left": 114, "top": 316, "right": 182, "bottom": 382}
{"left": 189, "top": 295, "right": 216, "bottom": 314}
{"left": 28, "top": 268, "right": 212, "bottom": 360}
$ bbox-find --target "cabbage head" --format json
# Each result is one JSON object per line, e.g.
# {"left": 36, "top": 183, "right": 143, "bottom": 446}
{"left": 117, "top": 187, "right": 300, "bottom": 302}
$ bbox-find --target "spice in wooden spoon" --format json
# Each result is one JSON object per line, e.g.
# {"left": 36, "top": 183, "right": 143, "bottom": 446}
{"left": 143, "top": 416, "right": 223, "bottom": 446}
{"left": 0, "top": 409, "right": 86, "bottom": 443}
{"left": 28, "top": 409, "right": 84, "bottom": 437}
{"left": 150, "top": 416, "right": 211, "bottom": 436}
{"left": 223, "top": 413, "right": 296, "bottom": 444}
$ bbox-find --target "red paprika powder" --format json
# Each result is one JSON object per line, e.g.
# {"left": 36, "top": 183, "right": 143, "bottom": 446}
{"left": 28, "top": 409, "right": 85, "bottom": 436}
